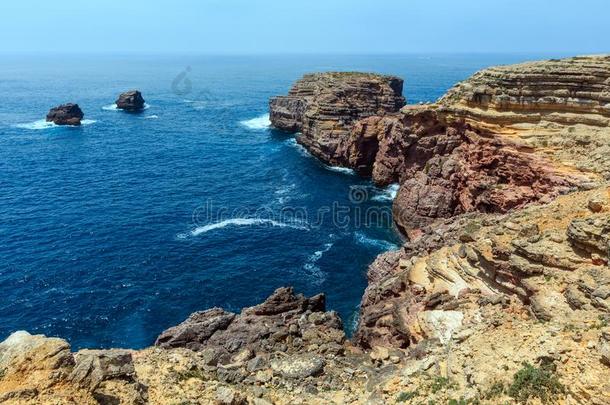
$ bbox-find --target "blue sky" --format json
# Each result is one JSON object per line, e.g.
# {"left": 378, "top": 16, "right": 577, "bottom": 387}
{"left": 1, "top": 0, "right": 609, "bottom": 54}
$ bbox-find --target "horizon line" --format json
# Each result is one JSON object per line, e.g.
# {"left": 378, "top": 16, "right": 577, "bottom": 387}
{"left": 0, "top": 50, "right": 606, "bottom": 57}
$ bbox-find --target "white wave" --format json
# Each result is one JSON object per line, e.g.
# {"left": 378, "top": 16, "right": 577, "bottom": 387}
{"left": 144, "top": 115, "right": 159, "bottom": 119}
{"left": 323, "top": 164, "right": 355, "bottom": 175}
{"left": 275, "top": 182, "right": 297, "bottom": 204}
{"left": 240, "top": 114, "right": 271, "bottom": 130}
{"left": 354, "top": 232, "right": 399, "bottom": 251}
{"left": 102, "top": 103, "right": 150, "bottom": 111}
{"left": 189, "top": 218, "right": 309, "bottom": 237}
{"left": 303, "top": 241, "right": 334, "bottom": 284}
{"left": 14, "top": 119, "right": 96, "bottom": 130}
{"left": 102, "top": 104, "right": 119, "bottom": 111}
{"left": 285, "top": 138, "right": 311, "bottom": 158}
{"left": 305, "top": 242, "right": 334, "bottom": 268}
{"left": 371, "top": 183, "right": 400, "bottom": 202}
{"left": 14, "top": 120, "right": 57, "bottom": 130}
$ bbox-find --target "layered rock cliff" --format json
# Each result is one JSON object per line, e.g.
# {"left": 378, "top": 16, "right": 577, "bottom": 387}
{"left": 270, "top": 72, "right": 405, "bottom": 166}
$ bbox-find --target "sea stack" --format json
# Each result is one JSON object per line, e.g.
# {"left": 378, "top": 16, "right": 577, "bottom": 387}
{"left": 115, "top": 90, "right": 145, "bottom": 111}
{"left": 46, "top": 103, "right": 84, "bottom": 126}
{"left": 269, "top": 72, "right": 405, "bottom": 167}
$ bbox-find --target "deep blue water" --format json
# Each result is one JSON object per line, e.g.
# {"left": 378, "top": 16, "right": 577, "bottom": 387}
{"left": 0, "top": 54, "right": 565, "bottom": 349}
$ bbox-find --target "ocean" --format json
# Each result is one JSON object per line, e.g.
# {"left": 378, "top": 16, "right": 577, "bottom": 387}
{"left": 0, "top": 54, "right": 560, "bottom": 349}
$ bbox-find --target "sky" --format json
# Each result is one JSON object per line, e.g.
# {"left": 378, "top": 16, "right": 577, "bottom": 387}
{"left": 1, "top": 0, "right": 609, "bottom": 54}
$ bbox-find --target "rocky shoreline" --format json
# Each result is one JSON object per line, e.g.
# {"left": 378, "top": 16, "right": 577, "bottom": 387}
{"left": 2, "top": 55, "right": 610, "bottom": 404}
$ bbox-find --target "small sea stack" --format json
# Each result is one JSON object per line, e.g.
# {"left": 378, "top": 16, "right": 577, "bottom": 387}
{"left": 115, "top": 90, "right": 145, "bottom": 111}
{"left": 46, "top": 103, "right": 84, "bottom": 126}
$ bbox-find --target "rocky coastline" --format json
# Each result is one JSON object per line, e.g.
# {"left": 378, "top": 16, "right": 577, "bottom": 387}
{"left": 2, "top": 56, "right": 610, "bottom": 404}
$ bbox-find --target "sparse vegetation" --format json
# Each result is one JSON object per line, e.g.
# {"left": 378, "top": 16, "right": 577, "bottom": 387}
{"left": 176, "top": 367, "right": 207, "bottom": 382}
{"left": 448, "top": 398, "right": 479, "bottom": 405}
{"left": 483, "top": 381, "right": 506, "bottom": 399}
{"left": 397, "top": 391, "right": 419, "bottom": 402}
{"left": 508, "top": 361, "right": 564, "bottom": 403}
{"left": 429, "top": 376, "right": 457, "bottom": 393}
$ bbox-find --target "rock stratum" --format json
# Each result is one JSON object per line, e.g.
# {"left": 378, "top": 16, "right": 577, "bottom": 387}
{"left": 3, "top": 56, "right": 610, "bottom": 404}
{"left": 270, "top": 72, "right": 406, "bottom": 166}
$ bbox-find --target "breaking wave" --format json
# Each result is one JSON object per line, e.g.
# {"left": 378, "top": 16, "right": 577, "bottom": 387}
{"left": 354, "top": 232, "right": 399, "bottom": 251}
{"left": 14, "top": 119, "right": 96, "bottom": 130}
{"left": 102, "top": 103, "right": 150, "bottom": 111}
{"left": 181, "top": 218, "right": 310, "bottom": 238}
{"left": 322, "top": 164, "right": 355, "bottom": 175}
{"left": 284, "top": 138, "right": 311, "bottom": 158}
{"left": 240, "top": 114, "right": 271, "bottom": 130}
{"left": 371, "top": 184, "right": 400, "bottom": 202}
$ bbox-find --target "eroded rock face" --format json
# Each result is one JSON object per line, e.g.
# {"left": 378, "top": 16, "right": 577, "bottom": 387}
{"left": 115, "top": 90, "right": 146, "bottom": 111}
{"left": 270, "top": 57, "right": 610, "bottom": 242}
{"left": 269, "top": 72, "right": 405, "bottom": 166}
{"left": 356, "top": 187, "right": 610, "bottom": 350}
{"left": 155, "top": 287, "right": 345, "bottom": 357}
{"left": 46, "top": 103, "right": 84, "bottom": 125}
{"left": 440, "top": 55, "right": 610, "bottom": 128}
{"left": 0, "top": 331, "right": 145, "bottom": 404}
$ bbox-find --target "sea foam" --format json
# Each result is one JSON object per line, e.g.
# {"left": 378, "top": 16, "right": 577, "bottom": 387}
{"left": 102, "top": 103, "right": 150, "bottom": 111}
{"left": 240, "top": 114, "right": 271, "bottom": 130}
{"left": 371, "top": 184, "right": 400, "bottom": 202}
{"left": 354, "top": 232, "right": 399, "bottom": 251}
{"left": 189, "top": 218, "right": 309, "bottom": 237}
{"left": 285, "top": 138, "right": 311, "bottom": 158}
{"left": 322, "top": 164, "right": 355, "bottom": 175}
{"left": 14, "top": 119, "right": 97, "bottom": 130}
{"left": 303, "top": 240, "right": 334, "bottom": 285}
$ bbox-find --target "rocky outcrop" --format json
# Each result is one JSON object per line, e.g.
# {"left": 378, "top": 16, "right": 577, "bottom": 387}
{"left": 269, "top": 72, "right": 405, "bottom": 166}
{"left": 115, "top": 90, "right": 146, "bottom": 111}
{"left": 0, "top": 331, "right": 146, "bottom": 404}
{"left": 46, "top": 103, "right": 84, "bottom": 125}
{"left": 155, "top": 287, "right": 345, "bottom": 358}
{"left": 380, "top": 106, "right": 588, "bottom": 237}
{"left": 439, "top": 55, "right": 610, "bottom": 128}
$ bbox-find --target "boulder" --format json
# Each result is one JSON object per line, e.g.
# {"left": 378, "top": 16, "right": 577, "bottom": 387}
{"left": 115, "top": 90, "right": 146, "bottom": 111}
{"left": 46, "top": 103, "right": 84, "bottom": 125}
{"left": 270, "top": 354, "right": 325, "bottom": 379}
{"left": 70, "top": 349, "right": 135, "bottom": 391}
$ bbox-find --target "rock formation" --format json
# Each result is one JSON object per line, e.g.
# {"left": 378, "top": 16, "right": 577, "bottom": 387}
{"left": 46, "top": 103, "right": 84, "bottom": 126}
{"left": 270, "top": 72, "right": 405, "bottom": 166}
{"left": 115, "top": 90, "right": 146, "bottom": 111}
{"left": 4, "top": 55, "right": 610, "bottom": 404}
{"left": 155, "top": 287, "right": 346, "bottom": 357}
{"left": 271, "top": 56, "right": 609, "bottom": 237}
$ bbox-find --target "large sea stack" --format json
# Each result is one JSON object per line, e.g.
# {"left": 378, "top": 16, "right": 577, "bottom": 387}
{"left": 269, "top": 72, "right": 406, "bottom": 167}
{"left": 46, "top": 103, "right": 84, "bottom": 126}
{"left": 115, "top": 90, "right": 145, "bottom": 111}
